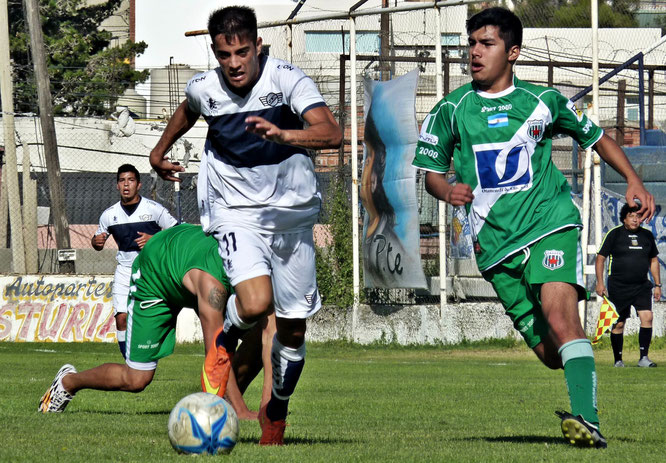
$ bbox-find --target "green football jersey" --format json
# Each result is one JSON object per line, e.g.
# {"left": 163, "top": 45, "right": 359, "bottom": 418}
{"left": 413, "top": 76, "right": 603, "bottom": 271}
{"left": 130, "top": 223, "right": 230, "bottom": 309}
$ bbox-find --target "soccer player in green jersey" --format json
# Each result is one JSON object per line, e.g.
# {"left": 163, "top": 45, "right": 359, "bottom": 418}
{"left": 38, "top": 224, "right": 236, "bottom": 414}
{"left": 413, "top": 7, "right": 655, "bottom": 449}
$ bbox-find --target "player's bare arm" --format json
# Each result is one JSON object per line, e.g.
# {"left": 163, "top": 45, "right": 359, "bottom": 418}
{"left": 424, "top": 171, "right": 474, "bottom": 206}
{"left": 593, "top": 134, "right": 655, "bottom": 222}
{"left": 91, "top": 233, "right": 108, "bottom": 251}
{"left": 207, "top": 285, "right": 226, "bottom": 313}
{"left": 183, "top": 270, "right": 227, "bottom": 351}
{"left": 245, "top": 105, "right": 342, "bottom": 149}
{"left": 150, "top": 100, "right": 199, "bottom": 182}
{"left": 594, "top": 254, "right": 607, "bottom": 297}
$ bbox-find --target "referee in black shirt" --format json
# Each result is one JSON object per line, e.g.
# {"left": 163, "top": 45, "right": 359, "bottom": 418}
{"left": 595, "top": 203, "right": 661, "bottom": 367}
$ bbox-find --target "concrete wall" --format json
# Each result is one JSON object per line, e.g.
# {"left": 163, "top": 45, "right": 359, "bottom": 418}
{"left": 175, "top": 301, "right": 666, "bottom": 345}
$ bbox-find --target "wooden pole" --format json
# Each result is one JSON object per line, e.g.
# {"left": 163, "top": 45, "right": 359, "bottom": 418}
{"left": 0, "top": 0, "right": 26, "bottom": 272}
{"left": 0, "top": 169, "right": 9, "bottom": 248}
{"left": 23, "top": 0, "right": 74, "bottom": 273}
{"left": 380, "top": 0, "right": 390, "bottom": 81}
{"left": 22, "top": 143, "right": 38, "bottom": 273}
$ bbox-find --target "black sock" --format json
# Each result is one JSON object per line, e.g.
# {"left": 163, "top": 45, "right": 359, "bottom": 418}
{"left": 610, "top": 332, "right": 623, "bottom": 363}
{"left": 216, "top": 324, "right": 247, "bottom": 354}
{"left": 639, "top": 327, "right": 652, "bottom": 359}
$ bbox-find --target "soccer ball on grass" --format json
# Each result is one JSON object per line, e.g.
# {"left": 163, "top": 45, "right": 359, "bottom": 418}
{"left": 167, "top": 392, "right": 239, "bottom": 455}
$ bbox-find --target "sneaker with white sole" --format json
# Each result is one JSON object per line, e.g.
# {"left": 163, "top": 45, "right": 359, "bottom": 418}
{"left": 556, "top": 410, "right": 607, "bottom": 449}
{"left": 614, "top": 360, "right": 625, "bottom": 368}
{"left": 39, "top": 364, "right": 77, "bottom": 413}
{"left": 637, "top": 357, "right": 657, "bottom": 368}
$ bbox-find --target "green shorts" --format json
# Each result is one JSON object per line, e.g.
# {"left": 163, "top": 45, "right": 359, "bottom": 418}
{"left": 481, "top": 227, "right": 586, "bottom": 349}
{"left": 126, "top": 285, "right": 179, "bottom": 368}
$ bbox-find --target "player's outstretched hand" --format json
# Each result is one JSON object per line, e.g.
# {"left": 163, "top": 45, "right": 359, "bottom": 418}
{"left": 245, "top": 116, "right": 285, "bottom": 144}
{"left": 151, "top": 155, "right": 184, "bottom": 183}
{"left": 625, "top": 180, "right": 655, "bottom": 223}
{"left": 445, "top": 183, "right": 475, "bottom": 206}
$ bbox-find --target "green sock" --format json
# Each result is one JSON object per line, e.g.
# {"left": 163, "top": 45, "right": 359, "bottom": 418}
{"left": 560, "top": 339, "right": 600, "bottom": 428}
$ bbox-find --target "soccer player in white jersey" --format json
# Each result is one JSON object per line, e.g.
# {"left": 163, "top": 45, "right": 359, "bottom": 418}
{"left": 413, "top": 7, "right": 655, "bottom": 449}
{"left": 91, "top": 164, "right": 177, "bottom": 358}
{"left": 149, "top": 6, "right": 342, "bottom": 445}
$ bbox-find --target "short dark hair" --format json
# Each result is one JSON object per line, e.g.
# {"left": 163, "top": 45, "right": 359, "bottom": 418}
{"left": 117, "top": 164, "right": 140, "bottom": 183}
{"left": 208, "top": 6, "right": 257, "bottom": 44}
{"left": 467, "top": 7, "right": 522, "bottom": 51}
{"left": 620, "top": 203, "right": 640, "bottom": 222}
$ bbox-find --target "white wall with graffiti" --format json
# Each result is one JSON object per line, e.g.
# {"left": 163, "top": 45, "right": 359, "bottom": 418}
{"left": 1, "top": 275, "right": 116, "bottom": 342}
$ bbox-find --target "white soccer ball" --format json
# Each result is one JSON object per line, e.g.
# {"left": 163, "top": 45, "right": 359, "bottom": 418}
{"left": 167, "top": 392, "right": 239, "bottom": 455}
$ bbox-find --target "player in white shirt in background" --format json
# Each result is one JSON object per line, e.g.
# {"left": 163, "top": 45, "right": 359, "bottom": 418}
{"left": 150, "top": 6, "right": 341, "bottom": 446}
{"left": 91, "top": 164, "right": 178, "bottom": 358}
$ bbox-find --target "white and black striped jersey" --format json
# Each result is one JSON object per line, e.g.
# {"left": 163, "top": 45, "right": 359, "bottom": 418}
{"left": 96, "top": 197, "right": 178, "bottom": 267}
{"left": 186, "top": 54, "right": 327, "bottom": 234}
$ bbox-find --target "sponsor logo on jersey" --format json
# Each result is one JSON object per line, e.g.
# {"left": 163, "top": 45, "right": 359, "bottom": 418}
{"left": 475, "top": 142, "right": 531, "bottom": 192}
{"left": 488, "top": 113, "right": 508, "bottom": 128}
{"left": 566, "top": 100, "right": 584, "bottom": 122}
{"left": 140, "top": 214, "right": 152, "bottom": 221}
{"left": 527, "top": 119, "right": 545, "bottom": 142}
{"left": 543, "top": 250, "right": 564, "bottom": 270}
{"left": 418, "top": 132, "right": 439, "bottom": 145}
{"left": 582, "top": 119, "right": 592, "bottom": 134}
{"left": 259, "top": 92, "right": 284, "bottom": 108}
{"left": 277, "top": 64, "right": 293, "bottom": 71}
{"left": 188, "top": 75, "right": 206, "bottom": 87}
{"left": 208, "top": 97, "right": 217, "bottom": 111}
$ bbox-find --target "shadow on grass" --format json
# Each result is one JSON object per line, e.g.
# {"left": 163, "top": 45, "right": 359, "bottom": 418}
{"left": 468, "top": 435, "right": 565, "bottom": 445}
{"left": 75, "top": 409, "right": 171, "bottom": 416}
{"left": 235, "top": 436, "right": 357, "bottom": 445}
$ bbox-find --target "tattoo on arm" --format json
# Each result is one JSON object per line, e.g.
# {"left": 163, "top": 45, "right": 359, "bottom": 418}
{"left": 207, "top": 287, "right": 225, "bottom": 313}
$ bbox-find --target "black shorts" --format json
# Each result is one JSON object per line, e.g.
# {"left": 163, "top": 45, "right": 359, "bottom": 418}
{"left": 608, "top": 280, "right": 653, "bottom": 323}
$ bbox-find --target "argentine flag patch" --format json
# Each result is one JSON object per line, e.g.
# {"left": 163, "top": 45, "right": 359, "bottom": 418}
{"left": 488, "top": 113, "right": 509, "bottom": 128}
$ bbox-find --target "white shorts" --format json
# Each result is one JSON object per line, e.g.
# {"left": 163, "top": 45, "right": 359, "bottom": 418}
{"left": 112, "top": 265, "right": 132, "bottom": 316}
{"left": 213, "top": 226, "right": 321, "bottom": 319}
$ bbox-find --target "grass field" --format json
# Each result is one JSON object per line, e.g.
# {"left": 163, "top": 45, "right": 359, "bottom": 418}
{"left": 1, "top": 338, "right": 664, "bottom": 462}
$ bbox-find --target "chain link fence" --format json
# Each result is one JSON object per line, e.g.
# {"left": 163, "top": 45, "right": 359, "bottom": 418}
{"left": 2, "top": 1, "right": 666, "bottom": 305}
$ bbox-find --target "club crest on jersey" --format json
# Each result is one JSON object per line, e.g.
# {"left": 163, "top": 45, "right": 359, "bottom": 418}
{"left": 140, "top": 214, "right": 152, "bottom": 221}
{"left": 208, "top": 97, "right": 217, "bottom": 111}
{"left": 527, "top": 119, "right": 544, "bottom": 142}
{"left": 543, "top": 250, "right": 564, "bottom": 271}
{"left": 259, "top": 92, "right": 284, "bottom": 108}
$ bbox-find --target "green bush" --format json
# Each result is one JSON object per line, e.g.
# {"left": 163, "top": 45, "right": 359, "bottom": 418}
{"left": 316, "top": 172, "right": 356, "bottom": 307}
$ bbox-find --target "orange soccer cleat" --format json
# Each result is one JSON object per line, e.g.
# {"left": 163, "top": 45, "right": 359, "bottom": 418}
{"left": 259, "top": 406, "right": 286, "bottom": 446}
{"left": 201, "top": 329, "right": 232, "bottom": 398}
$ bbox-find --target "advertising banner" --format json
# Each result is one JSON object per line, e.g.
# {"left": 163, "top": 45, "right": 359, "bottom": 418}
{"left": 0, "top": 275, "right": 116, "bottom": 342}
{"left": 361, "top": 70, "right": 427, "bottom": 289}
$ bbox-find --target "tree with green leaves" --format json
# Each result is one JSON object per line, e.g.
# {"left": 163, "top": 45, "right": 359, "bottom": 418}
{"left": 513, "top": 0, "right": 639, "bottom": 28}
{"left": 469, "top": 1, "right": 640, "bottom": 28}
{"left": 8, "top": 0, "right": 149, "bottom": 116}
